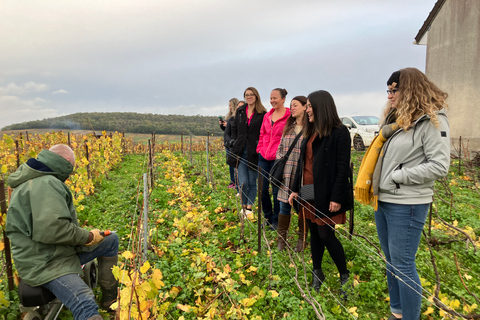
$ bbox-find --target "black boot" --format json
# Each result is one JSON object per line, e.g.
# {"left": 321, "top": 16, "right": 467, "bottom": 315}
{"left": 98, "top": 255, "right": 119, "bottom": 310}
{"left": 340, "top": 272, "right": 350, "bottom": 300}
{"left": 312, "top": 268, "right": 325, "bottom": 292}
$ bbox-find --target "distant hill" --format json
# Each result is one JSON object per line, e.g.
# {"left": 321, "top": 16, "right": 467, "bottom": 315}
{"left": 1, "top": 112, "right": 224, "bottom": 136}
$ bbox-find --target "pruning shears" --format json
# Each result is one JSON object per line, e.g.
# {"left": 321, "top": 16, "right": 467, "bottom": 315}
{"left": 100, "top": 230, "right": 116, "bottom": 236}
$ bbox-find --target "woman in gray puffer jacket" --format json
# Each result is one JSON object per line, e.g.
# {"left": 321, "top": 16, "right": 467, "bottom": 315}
{"left": 375, "top": 68, "right": 450, "bottom": 320}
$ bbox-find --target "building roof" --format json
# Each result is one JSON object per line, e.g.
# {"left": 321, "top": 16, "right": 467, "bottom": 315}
{"left": 414, "top": 0, "right": 447, "bottom": 45}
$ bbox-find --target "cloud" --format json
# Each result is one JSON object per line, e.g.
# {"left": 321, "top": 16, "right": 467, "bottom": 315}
{"left": 52, "top": 89, "right": 68, "bottom": 95}
{"left": 0, "top": 82, "right": 49, "bottom": 95}
{"left": 0, "top": 95, "right": 59, "bottom": 129}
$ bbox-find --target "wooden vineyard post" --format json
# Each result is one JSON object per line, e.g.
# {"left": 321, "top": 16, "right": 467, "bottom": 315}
{"left": 257, "top": 171, "right": 263, "bottom": 253}
{"left": 68, "top": 132, "right": 71, "bottom": 148}
{"left": 181, "top": 133, "right": 184, "bottom": 154}
{"left": 25, "top": 131, "right": 29, "bottom": 142}
{"left": 148, "top": 139, "right": 154, "bottom": 188}
{"left": 122, "top": 131, "right": 125, "bottom": 155}
{"left": 15, "top": 140, "right": 20, "bottom": 169}
{"left": 143, "top": 173, "right": 149, "bottom": 263}
{"left": 1, "top": 180, "right": 14, "bottom": 291}
{"left": 206, "top": 132, "right": 210, "bottom": 185}
{"left": 458, "top": 136, "right": 462, "bottom": 176}
{"left": 85, "top": 140, "right": 91, "bottom": 180}
{"left": 190, "top": 135, "right": 193, "bottom": 163}
{"left": 349, "top": 162, "right": 354, "bottom": 240}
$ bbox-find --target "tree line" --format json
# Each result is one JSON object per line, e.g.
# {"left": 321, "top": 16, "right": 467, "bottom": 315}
{"left": 1, "top": 112, "right": 224, "bottom": 136}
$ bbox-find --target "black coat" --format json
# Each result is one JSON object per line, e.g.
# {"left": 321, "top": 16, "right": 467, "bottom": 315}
{"left": 227, "top": 104, "right": 266, "bottom": 169}
{"left": 223, "top": 117, "right": 235, "bottom": 148}
{"left": 292, "top": 125, "right": 353, "bottom": 218}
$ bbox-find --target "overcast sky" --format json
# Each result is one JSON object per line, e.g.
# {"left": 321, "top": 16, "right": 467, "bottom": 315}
{"left": 0, "top": 0, "right": 437, "bottom": 130}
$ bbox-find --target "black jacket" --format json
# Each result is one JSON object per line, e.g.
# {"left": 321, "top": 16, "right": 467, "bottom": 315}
{"left": 223, "top": 117, "right": 235, "bottom": 148}
{"left": 292, "top": 125, "right": 353, "bottom": 218}
{"left": 227, "top": 104, "right": 266, "bottom": 169}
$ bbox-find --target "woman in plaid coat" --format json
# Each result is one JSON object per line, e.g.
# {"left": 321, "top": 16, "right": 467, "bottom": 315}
{"left": 276, "top": 96, "right": 307, "bottom": 251}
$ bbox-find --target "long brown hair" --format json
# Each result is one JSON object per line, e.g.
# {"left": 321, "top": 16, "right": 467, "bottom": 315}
{"left": 303, "top": 90, "right": 342, "bottom": 138}
{"left": 244, "top": 87, "right": 267, "bottom": 113}
{"left": 385, "top": 67, "right": 448, "bottom": 130}
{"left": 283, "top": 95, "right": 307, "bottom": 135}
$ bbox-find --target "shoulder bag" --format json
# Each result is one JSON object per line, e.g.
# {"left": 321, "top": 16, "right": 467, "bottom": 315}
{"left": 269, "top": 132, "right": 303, "bottom": 187}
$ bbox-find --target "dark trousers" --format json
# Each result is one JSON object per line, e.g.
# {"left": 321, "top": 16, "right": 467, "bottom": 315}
{"left": 258, "top": 154, "right": 279, "bottom": 224}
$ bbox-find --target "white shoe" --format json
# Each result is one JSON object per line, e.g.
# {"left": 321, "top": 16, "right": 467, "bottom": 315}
{"left": 243, "top": 209, "right": 254, "bottom": 220}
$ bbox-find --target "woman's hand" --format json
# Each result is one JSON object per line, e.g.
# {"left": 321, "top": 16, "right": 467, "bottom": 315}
{"left": 329, "top": 201, "right": 341, "bottom": 212}
{"left": 288, "top": 192, "right": 298, "bottom": 206}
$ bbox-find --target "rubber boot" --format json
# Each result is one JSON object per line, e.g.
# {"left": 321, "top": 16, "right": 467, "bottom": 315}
{"left": 294, "top": 211, "right": 307, "bottom": 252}
{"left": 277, "top": 214, "right": 291, "bottom": 251}
{"left": 312, "top": 268, "right": 325, "bottom": 292}
{"left": 340, "top": 271, "right": 350, "bottom": 300}
{"left": 98, "top": 255, "right": 119, "bottom": 310}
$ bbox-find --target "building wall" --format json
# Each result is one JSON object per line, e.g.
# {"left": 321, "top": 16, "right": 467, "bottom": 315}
{"left": 425, "top": 0, "right": 480, "bottom": 154}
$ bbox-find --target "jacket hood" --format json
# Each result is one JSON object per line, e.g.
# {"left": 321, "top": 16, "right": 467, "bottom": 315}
{"left": 7, "top": 149, "right": 74, "bottom": 187}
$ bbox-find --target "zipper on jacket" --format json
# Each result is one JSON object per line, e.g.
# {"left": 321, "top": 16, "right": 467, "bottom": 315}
{"left": 394, "top": 163, "right": 403, "bottom": 189}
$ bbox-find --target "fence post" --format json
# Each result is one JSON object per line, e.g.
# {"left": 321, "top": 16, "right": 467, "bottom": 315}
{"left": 349, "top": 162, "right": 354, "bottom": 240}
{"left": 68, "top": 132, "right": 71, "bottom": 148}
{"left": 257, "top": 171, "right": 263, "bottom": 253}
{"left": 181, "top": 133, "right": 184, "bottom": 154}
{"left": 1, "top": 180, "right": 14, "bottom": 291}
{"left": 15, "top": 140, "right": 20, "bottom": 169}
{"left": 148, "top": 139, "right": 154, "bottom": 188}
{"left": 458, "top": 136, "right": 462, "bottom": 176}
{"left": 143, "top": 173, "right": 149, "bottom": 262}
{"left": 190, "top": 135, "right": 193, "bottom": 163}
{"left": 206, "top": 132, "right": 210, "bottom": 185}
{"left": 85, "top": 140, "right": 91, "bottom": 180}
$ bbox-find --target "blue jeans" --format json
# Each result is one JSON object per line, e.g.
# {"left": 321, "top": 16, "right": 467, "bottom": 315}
{"left": 258, "top": 154, "right": 279, "bottom": 224}
{"left": 42, "top": 233, "right": 119, "bottom": 320}
{"left": 375, "top": 201, "right": 429, "bottom": 320}
{"left": 237, "top": 147, "right": 258, "bottom": 207}
{"left": 279, "top": 200, "right": 292, "bottom": 216}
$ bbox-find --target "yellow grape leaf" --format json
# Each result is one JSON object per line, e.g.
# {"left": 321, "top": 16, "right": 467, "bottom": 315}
{"left": 240, "top": 298, "right": 257, "bottom": 307}
{"left": 122, "top": 251, "right": 135, "bottom": 260}
{"left": 453, "top": 220, "right": 458, "bottom": 227}
{"left": 247, "top": 266, "right": 258, "bottom": 273}
{"left": 1, "top": 165, "right": 7, "bottom": 174}
{"left": 177, "top": 304, "right": 192, "bottom": 313}
{"left": 269, "top": 290, "right": 279, "bottom": 298}
{"left": 152, "top": 269, "right": 165, "bottom": 289}
{"left": 464, "top": 274, "right": 472, "bottom": 280}
{"left": 348, "top": 307, "right": 358, "bottom": 317}
{"left": 170, "top": 286, "right": 181, "bottom": 297}
{"left": 0, "top": 241, "right": 4, "bottom": 251}
{"left": 140, "top": 281, "right": 152, "bottom": 293}
{"left": 112, "top": 266, "right": 120, "bottom": 280}
{"left": 423, "top": 307, "right": 434, "bottom": 315}
{"left": 140, "top": 261, "right": 151, "bottom": 274}
{"left": 178, "top": 317, "right": 185, "bottom": 320}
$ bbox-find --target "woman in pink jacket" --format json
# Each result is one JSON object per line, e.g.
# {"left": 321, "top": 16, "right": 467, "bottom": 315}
{"left": 257, "top": 88, "right": 291, "bottom": 230}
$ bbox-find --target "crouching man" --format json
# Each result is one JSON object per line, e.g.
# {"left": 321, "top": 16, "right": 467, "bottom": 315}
{"left": 6, "top": 144, "right": 119, "bottom": 320}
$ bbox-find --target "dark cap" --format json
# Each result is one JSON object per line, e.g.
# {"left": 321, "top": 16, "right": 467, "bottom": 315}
{"left": 387, "top": 71, "right": 401, "bottom": 88}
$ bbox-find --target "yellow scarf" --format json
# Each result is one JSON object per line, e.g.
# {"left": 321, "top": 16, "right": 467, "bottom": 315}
{"left": 354, "top": 123, "right": 399, "bottom": 210}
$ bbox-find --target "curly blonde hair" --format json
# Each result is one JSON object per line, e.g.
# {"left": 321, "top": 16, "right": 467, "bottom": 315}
{"left": 385, "top": 67, "right": 448, "bottom": 130}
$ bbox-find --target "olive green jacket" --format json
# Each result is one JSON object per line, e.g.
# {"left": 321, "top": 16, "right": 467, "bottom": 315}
{"left": 6, "top": 150, "right": 90, "bottom": 286}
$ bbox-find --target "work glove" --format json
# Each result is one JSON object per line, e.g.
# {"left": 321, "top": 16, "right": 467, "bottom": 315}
{"left": 85, "top": 229, "right": 104, "bottom": 247}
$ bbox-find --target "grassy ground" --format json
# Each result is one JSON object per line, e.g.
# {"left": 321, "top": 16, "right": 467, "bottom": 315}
{"left": 2, "top": 148, "right": 479, "bottom": 319}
